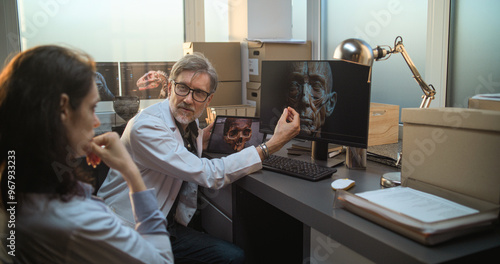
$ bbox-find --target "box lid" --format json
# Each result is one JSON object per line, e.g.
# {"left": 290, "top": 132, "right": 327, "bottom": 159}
{"left": 183, "top": 42, "right": 194, "bottom": 49}
{"left": 401, "top": 107, "right": 500, "bottom": 132}
{"left": 247, "top": 40, "right": 312, "bottom": 50}
{"left": 246, "top": 82, "right": 261, "bottom": 90}
{"left": 247, "top": 41, "right": 265, "bottom": 49}
{"left": 184, "top": 41, "right": 241, "bottom": 48}
{"left": 469, "top": 97, "right": 500, "bottom": 111}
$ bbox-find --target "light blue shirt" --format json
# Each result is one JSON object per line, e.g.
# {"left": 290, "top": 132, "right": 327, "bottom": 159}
{"left": 98, "top": 100, "right": 262, "bottom": 226}
{"left": 12, "top": 182, "right": 173, "bottom": 264}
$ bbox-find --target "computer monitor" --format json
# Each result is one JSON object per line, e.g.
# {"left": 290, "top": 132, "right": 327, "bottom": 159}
{"left": 259, "top": 60, "right": 371, "bottom": 161}
{"left": 120, "top": 62, "right": 175, "bottom": 100}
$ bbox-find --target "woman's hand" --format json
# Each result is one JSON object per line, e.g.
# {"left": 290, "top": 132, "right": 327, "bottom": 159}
{"left": 86, "top": 132, "right": 146, "bottom": 193}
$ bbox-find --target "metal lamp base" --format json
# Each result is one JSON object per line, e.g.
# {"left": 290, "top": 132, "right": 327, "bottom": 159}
{"left": 380, "top": 172, "right": 401, "bottom": 188}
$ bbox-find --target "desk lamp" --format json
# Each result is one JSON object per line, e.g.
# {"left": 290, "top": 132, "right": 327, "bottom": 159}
{"left": 333, "top": 37, "right": 436, "bottom": 184}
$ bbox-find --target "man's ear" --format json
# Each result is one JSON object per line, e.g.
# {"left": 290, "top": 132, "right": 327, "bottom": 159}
{"left": 205, "top": 93, "right": 214, "bottom": 106}
{"left": 167, "top": 81, "right": 173, "bottom": 98}
{"left": 60, "top": 93, "right": 70, "bottom": 122}
{"left": 325, "top": 92, "right": 337, "bottom": 116}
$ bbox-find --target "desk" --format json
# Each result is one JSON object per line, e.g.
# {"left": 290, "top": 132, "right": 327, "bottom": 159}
{"left": 231, "top": 150, "right": 500, "bottom": 263}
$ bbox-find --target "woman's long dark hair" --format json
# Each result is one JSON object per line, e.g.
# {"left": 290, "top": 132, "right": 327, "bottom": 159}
{"left": 0, "top": 45, "right": 96, "bottom": 206}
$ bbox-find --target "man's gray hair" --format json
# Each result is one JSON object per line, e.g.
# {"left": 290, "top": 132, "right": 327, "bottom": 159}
{"left": 169, "top": 52, "right": 218, "bottom": 93}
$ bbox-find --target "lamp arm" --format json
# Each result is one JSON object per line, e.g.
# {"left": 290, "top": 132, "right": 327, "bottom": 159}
{"left": 392, "top": 38, "right": 436, "bottom": 108}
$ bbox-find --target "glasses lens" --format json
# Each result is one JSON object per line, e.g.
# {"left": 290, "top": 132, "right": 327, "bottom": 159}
{"left": 175, "top": 83, "right": 189, "bottom": 95}
{"left": 174, "top": 81, "right": 210, "bottom": 102}
{"left": 193, "top": 90, "right": 209, "bottom": 102}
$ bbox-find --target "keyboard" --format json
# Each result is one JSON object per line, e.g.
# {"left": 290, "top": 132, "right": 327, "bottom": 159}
{"left": 262, "top": 155, "right": 337, "bottom": 181}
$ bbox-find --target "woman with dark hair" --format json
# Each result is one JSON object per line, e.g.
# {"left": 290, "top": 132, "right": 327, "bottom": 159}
{"left": 0, "top": 45, "right": 173, "bottom": 263}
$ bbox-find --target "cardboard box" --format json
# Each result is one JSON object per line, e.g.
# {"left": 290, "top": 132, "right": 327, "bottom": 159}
{"left": 183, "top": 42, "right": 241, "bottom": 82}
{"left": 246, "top": 82, "right": 261, "bottom": 117}
{"left": 468, "top": 97, "right": 500, "bottom": 111}
{"left": 211, "top": 81, "right": 242, "bottom": 106}
{"left": 200, "top": 81, "right": 242, "bottom": 123}
{"left": 368, "top": 103, "right": 399, "bottom": 146}
{"left": 206, "top": 105, "right": 256, "bottom": 123}
{"left": 248, "top": 41, "right": 312, "bottom": 82}
{"left": 401, "top": 107, "right": 500, "bottom": 204}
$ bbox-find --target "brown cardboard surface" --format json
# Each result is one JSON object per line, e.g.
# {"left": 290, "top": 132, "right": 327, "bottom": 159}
{"left": 207, "top": 105, "right": 256, "bottom": 118}
{"left": 200, "top": 81, "right": 242, "bottom": 123}
{"left": 402, "top": 107, "right": 500, "bottom": 131}
{"left": 368, "top": 103, "right": 399, "bottom": 146}
{"left": 469, "top": 98, "right": 500, "bottom": 111}
{"left": 401, "top": 107, "right": 500, "bottom": 204}
{"left": 183, "top": 42, "right": 241, "bottom": 82}
{"left": 246, "top": 82, "right": 261, "bottom": 117}
{"left": 248, "top": 41, "right": 311, "bottom": 82}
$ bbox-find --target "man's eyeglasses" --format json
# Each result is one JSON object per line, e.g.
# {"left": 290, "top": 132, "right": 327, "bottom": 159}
{"left": 171, "top": 80, "right": 212, "bottom": 103}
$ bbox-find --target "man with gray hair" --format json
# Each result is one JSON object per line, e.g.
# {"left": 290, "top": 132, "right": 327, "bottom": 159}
{"left": 98, "top": 52, "right": 300, "bottom": 263}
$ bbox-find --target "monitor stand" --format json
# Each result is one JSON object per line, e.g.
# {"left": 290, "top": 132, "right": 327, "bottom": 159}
{"left": 345, "top": 147, "right": 367, "bottom": 169}
{"left": 311, "top": 141, "right": 344, "bottom": 168}
{"left": 311, "top": 141, "right": 328, "bottom": 161}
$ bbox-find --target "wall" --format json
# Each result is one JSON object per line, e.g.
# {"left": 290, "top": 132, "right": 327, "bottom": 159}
{"left": 323, "top": 0, "right": 429, "bottom": 112}
{"left": 16, "top": 0, "right": 186, "bottom": 115}
{"left": 17, "top": 0, "right": 184, "bottom": 62}
{"left": 447, "top": 0, "right": 500, "bottom": 107}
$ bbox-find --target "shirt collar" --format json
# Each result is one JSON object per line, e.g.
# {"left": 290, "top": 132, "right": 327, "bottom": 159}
{"left": 175, "top": 120, "right": 199, "bottom": 139}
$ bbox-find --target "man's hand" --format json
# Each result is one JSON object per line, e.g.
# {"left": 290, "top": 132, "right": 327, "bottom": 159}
{"left": 202, "top": 122, "right": 214, "bottom": 151}
{"left": 262, "top": 107, "right": 300, "bottom": 157}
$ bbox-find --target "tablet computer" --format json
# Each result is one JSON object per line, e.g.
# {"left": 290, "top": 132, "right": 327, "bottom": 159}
{"left": 206, "top": 116, "right": 264, "bottom": 154}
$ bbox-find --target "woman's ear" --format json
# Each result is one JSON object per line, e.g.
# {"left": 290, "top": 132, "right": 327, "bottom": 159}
{"left": 60, "top": 93, "right": 70, "bottom": 122}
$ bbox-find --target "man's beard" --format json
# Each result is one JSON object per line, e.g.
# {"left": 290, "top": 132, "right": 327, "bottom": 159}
{"left": 171, "top": 101, "right": 201, "bottom": 125}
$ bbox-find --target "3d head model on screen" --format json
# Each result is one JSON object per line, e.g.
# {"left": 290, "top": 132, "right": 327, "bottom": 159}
{"left": 223, "top": 118, "right": 253, "bottom": 152}
{"left": 286, "top": 61, "right": 337, "bottom": 137}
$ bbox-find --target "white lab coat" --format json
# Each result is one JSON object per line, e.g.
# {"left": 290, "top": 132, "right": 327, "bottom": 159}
{"left": 98, "top": 99, "right": 262, "bottom": 226}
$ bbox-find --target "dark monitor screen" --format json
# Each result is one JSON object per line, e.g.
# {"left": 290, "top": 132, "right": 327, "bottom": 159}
{"left": 120, "top": 62, "right": 175, "bottom": 100}
{"left": 96, "top": 62, "right": 119, "bottom": 101}
{"left": 259, "top": 60, "right": 371, "bottom": 149}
